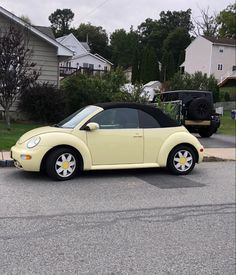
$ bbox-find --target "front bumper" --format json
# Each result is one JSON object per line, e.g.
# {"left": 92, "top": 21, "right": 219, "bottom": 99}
{"left": 11, "top": 144, "right": 50, "bottom": 172}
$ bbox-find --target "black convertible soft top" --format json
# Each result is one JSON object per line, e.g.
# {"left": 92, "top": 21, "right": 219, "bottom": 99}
{"left": 95, "top": 102, "right": 179, "bottom": 128}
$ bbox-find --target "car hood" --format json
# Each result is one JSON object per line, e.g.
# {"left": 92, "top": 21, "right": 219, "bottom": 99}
{"left": 18, "top": 126, "right": 73, "bottom": 144}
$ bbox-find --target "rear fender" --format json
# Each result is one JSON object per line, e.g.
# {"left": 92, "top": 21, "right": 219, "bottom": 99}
{"left": 157, "top": 132, "right": 201, "bottom": 166}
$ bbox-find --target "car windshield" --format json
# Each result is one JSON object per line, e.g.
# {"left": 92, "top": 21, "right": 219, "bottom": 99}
{"left": 55, "top": 105, "right": 100, "bottom": 128}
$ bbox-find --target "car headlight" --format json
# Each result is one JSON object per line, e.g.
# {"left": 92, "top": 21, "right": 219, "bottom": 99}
{"left": 27, "top": 136, "right": 41, "bottom": 148}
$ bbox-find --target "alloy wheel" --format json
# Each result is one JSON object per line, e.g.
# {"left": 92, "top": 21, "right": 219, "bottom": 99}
{"left": 173, "top": 149, "right": 193, "bottom": 172}
{"left": 55, "top": 153, "right": 76, "bottom": 178}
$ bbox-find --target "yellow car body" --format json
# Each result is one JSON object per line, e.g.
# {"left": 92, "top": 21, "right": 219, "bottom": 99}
{"left": 11, "top": 103, "right": 204, "bottom": 180}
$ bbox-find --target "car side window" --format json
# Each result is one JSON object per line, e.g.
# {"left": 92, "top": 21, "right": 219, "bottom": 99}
{"left": 90, "top": 108, "right": 139, "bottom": 129}
{"left": 139, "top": 110, "right": 160, "bottom": 128}
{"left": 90, "top": 109, "right": 115, "bottom": 129}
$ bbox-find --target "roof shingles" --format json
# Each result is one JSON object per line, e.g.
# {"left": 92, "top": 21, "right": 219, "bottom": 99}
{"left": 203, "top": 36, "right": 236, "bottom": 46}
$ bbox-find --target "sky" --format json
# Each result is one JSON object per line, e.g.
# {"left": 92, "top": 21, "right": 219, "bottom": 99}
{"left": 0, "top": 0, "right": 232, "bottom": 35}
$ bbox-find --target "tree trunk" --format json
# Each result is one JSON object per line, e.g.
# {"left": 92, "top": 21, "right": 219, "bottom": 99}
{"left": 5, "top": 109, "right": 11, "bottom": 131}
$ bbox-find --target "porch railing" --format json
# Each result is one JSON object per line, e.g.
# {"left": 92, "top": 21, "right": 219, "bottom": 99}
{"left": 59, "top": 66, "right": 107, "bottom": 77}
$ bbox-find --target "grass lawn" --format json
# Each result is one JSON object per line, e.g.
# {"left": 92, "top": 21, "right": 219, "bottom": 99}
{"left": 0, "top": 121, "right": 44, "bottom": 150}
{"left": 218, "top": 111, "right": 236, "bottom": 136}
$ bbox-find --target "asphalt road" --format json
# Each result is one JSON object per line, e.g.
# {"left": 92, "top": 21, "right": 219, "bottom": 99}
{"left": 196, "top": 133, "right": 236, "bottom": 148}
{"left": 0, "top": 162, "right": 235, "bottom": 275}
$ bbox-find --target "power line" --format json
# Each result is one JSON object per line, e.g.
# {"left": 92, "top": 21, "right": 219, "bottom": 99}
{"left": 80, "top": 0, "right": 112, "bottom": 21}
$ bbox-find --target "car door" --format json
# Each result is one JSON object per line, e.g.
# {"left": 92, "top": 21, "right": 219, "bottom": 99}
{"left": 86, "top": 108, "right": 143, "bottom": 165}
{"left": 138, "top": 109, "right": 167, "bottom": 164}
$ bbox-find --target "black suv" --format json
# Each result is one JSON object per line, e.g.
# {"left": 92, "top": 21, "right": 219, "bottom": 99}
{"left": 153, "top": 90, "right": 220, "bottom": 137}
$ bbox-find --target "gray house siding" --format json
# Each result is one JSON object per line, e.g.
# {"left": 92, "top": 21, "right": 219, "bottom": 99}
{"left": 29, "top": 32, "right": 59, "bottom": 86}
{"left": 0, "top": 13, "right": 59, "bottom": 86}
{"left": 0, "top": 12, "right": 67, "bottom": 117}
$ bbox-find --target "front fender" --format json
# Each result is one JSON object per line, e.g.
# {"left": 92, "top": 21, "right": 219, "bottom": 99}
{"left": 157, "top": 132, "right": 202, "bottom": 167}
{"left": 40, "top": 132, "right": 92, "bottom": 169}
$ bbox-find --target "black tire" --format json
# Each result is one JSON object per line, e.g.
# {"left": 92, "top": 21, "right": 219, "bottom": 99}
{"left": 167, "top": 145, "right": 196, "bottom": 175}
{"left": 199, "top": 127, "right": 215, "bottom": 138}
{"left": 188, "top": 97, "right": 212, "bottom": 120}
{"left": 46, "top": 147, "right": 79, "bottom": 181}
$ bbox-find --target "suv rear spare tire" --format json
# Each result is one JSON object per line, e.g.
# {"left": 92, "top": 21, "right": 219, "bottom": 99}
{"left": 188, "top": 97, "right": 212, "bottom": 120}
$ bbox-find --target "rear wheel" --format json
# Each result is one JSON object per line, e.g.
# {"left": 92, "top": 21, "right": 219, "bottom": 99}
{"left": 46, "top": 148, "right": 79, "bottom": 181}
{"left": 167, "top": 146, "right": 196, "bottom": 175}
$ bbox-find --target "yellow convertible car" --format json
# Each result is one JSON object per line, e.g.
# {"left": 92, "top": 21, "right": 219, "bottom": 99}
{"left": 11, "top": 103, "right": 204, "bottom": 181}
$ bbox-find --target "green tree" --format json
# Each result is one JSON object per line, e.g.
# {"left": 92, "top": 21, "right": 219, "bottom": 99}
{"left": 0, "top": 25, "right": 39, "bottom": 130}
{"left": 162, "top": 28, "right": 191, "bottom": 72}
{"left": 217, "top": 3, "right": 236, "bottom": 38}
{"left": 140, "top": 46, "right": 159, "bottom": 84}
{"left": 137, "top": 18, "right": 159, "bottom": 45}
{"left": 178, "top": 50, "right": 185, "bottom": 68}
{"left": 131, "top": 48, "right": 141, "bottom": 84}
{"left": 110, "top": 29, "right": 128, "bottom": 67}
{"left": 158, "top": 9, "right": 193, "bottom": 34}
{"left": 49, "top": 9, "right": 74, "bottom": 37}
{"left": 137, "top": 9, "right": 193, "bottom": 59}
{"left": 137, "top": 9, "right": 193, "bottom": 81}
{"left": 110, "top": 28, "right": 139, "bottom": 68}
{"left": 161, "top": 50, "right": 175, "bottom": 81}
{"left": 72, "top": 23, "right": 109, "bottom": 58}
{"left": 169, "top": 71, "right": 219, "bottom": 102}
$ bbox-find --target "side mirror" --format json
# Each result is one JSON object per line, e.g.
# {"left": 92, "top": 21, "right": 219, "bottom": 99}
{"left": 85, "top": 122, "right": 99, "bottom": 131}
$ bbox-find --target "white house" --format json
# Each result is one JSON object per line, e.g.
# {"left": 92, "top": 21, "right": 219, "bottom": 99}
{"left": 56, "top": 33, "right": 89, "bottom": 56}
{"left": 181, "top": 36, "right": 236, "bottom": 82}
{"left": 57, "top": 33, "right": 113, "bottom": 73}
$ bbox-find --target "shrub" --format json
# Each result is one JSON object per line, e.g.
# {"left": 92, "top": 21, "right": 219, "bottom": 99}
{"left": 19, "top": 83, "right": 66, "bottom": 123}
{"left": 62, "top": 68, "right": 127, "bottom": 114}
{"left": 168, "top": 71, "right": 219, "bottom": 102}
{"left": 115, "top": 83, "right": 149, "bottom": 103}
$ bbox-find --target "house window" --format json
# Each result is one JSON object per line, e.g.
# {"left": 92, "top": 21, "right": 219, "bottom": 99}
{"left": 217, "top": 64, "right": 223, "bottom": 70}
{"left": 83, "top": 63, "right": 88, "bottom": 68}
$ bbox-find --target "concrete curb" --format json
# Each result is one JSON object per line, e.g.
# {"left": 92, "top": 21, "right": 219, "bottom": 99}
{"left": 0, "top": 160, "right": 14, "bottom": 167}
{"left": 203, "top": 156, "right": 233, "bottom": 162}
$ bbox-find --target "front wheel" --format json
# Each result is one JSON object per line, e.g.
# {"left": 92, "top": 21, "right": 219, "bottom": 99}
{"left": 46, "top": 148, "right": 79, "bottom": 181}
{"left": 167, "top": 146, "right": 196, "bottom": 175}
